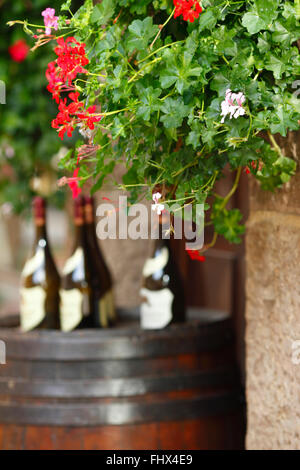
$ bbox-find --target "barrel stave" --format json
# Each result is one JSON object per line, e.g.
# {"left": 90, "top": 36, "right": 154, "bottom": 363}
{"left": 0, "top": 310, "right": 245, "bottom": 449}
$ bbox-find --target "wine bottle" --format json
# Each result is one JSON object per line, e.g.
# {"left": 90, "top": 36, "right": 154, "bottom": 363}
{"left": 84, "top": 196, "right": 116, "bottom": 327}
{"left": 20, "top": 197, "right": 60, "bottom": 332}
{"left": 60, "top": 196, "right": 94, "bottom": 332}
{"left": 140, "top": 221, "right": 186, "bottom": 329}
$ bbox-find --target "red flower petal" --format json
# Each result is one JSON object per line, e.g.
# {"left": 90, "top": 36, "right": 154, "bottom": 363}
{"left": 8, "top": 39, "right": 29, "bottom": 62}
{"left": 186, "top": 249, "right": 206, "bottom": 262}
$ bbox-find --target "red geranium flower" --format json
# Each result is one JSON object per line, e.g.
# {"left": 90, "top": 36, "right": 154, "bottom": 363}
{"left": 58, "top": 168, "right": 82, "bottom": 199}
{"left": 76, "top": 105, "right": 102, "bottom": 130}
{"left": 186, "top": 249, "right": 206, "bottom": 262}
{"left": 68, "top": 168, "right": 82, "bottom": 199}
{"left": 51, "top": 92, "right": 85, "bottom": 140}
{"left": 173, "top": 0, "right": 202, "bottom": 23}
{"left": 8, "top": 39, "right": 29, "bottom": 62}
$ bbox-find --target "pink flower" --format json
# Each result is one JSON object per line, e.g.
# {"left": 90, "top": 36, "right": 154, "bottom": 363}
{"left": 42, "top": 8, "right": 59, "bottom": 35}
{"left": 57, "top": 168, "right": 82, "bottom": 199}
{"left": 220, "top": 89, "right": 246, "bottom": 123}
{"left": 152, "top": 192, "right": 164, "bottom": 215}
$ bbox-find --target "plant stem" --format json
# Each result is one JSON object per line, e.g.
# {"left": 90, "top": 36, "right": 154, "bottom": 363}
{"left": 206, "top": 231, "right": 218, "bottom": 249}
{"left": 267, "top": 130, "right": 282, "bottom": 155}
{"left": 172, "top": 148, "right": 205, "bottom": 177}
{"left": 87, "top": 71, "right": 107, "bottom": 78}
{"left": 219, "top": 166, "right": 242, "bottom": 210}
{"left": 128, "top": 58, "right": 162, "bottom": 83}
{"left": 149, "top": 8, "right": 175, "bottom": 50}
{"left": 138, "top": 40, "right": 183, "bottom": 64}
{"left": 92, "top": 106, "right": 134, "bottom": 117}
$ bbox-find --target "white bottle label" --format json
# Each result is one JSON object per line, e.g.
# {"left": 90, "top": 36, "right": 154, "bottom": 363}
{"left": 142, "top": 247, "right": 169, "bottom": 277}
{"left": 62, "top": 248, "right": 84, "bottom": 276}
{"left": 20, "top": 286, "right": 46, "bottom": 332}
{"left": 60, "top": 289, "right": 83, "bottom": 332}
{"left": 21, "top": 248, "right": 45, "bottom": 278}
{"left": 140, "top": 287, "right": 174, "bottom": 330}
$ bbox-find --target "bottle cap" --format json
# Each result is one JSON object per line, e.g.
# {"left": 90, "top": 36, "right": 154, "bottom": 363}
{"left": 74, "top": 196, "right": 84, "bottom": 225}
{"left": 84, "top": 196, "right": 94, "bottom": 206}
{"left": 84, "top": 196, "right": 94, "bottom": 223}
{"left": 33, "top": 196, "right": 46, "bottom": 225}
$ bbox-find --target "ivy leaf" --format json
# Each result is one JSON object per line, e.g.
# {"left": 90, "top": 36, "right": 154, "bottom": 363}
{"left": 186, "top": 120, "right": 202, "bottom": 149}
{"left": 270, "top": 105, "right": 299, "bottom": 136}
{"left": 159, "top": 52, "right": 203, "bottom": 95}
{"left": 265, "top": 54, "right": 286, "bottom": 79}
{"left": 127, "top": 17, "right": 159, "bottom": 52}
{"left": 198, "top": 8, "right": 218, "bottom": 32}
{"left": 61, "top": 0, "right": 72, "bottom": 11}
{"left": 242, "top": 0, "right": 279, "bottom": 34}
{"left": 136, "top": 86, "right": 161, "bottom": 121}
{"left": 91, "top": 161, "right": 115, "bottom": 194}
{"left": 271, "top": 19, "right": 300, "bottom": 46}
{"left": 227, "top": 146, "right": 259, "bottom": 169}
{"left": 210, "top": 71, "right": 231, "bottom": 96}
{"left": 91, "top": 0, "right": 116, "bottom": 25}
{"left": 256, "top": 145, "right": 296, "bottom": 190}
{"left": 255, "top": 0, "right": 280, "bottom": 22}
{"left": 242, "top": 12, "right": 266, "bottom": 35}
{"left": 213, "top": 206, "right": 245, "bottom": 244}
{"left": 160, "top": 97, "right": 190, "bottom": 129}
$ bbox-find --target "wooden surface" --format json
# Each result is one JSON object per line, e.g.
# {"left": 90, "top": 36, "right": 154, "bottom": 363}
{"left": 0, "top": 309, "right": 245, "bottom": 450}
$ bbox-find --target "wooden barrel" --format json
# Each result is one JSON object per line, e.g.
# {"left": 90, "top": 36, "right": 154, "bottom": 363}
{"left": 0, "top": 309, "right": 245, "bottom": 450}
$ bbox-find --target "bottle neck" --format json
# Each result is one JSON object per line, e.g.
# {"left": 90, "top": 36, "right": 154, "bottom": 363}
{"left": 34, "top": 222, "right": 47, "bottom": 243}
{"left": 73, "top": 196, "right": 85, "bottom": 248}
{"left": 153, "top": 223, "right": 170, "bottom": 253}
{"left": 86, "top": 220, "right": 97, "bottom": 244}
{"left": 73, "top": 221, "right": 85, "bottom": 248}
{"left": 84, "top": 201, "right": 98, "bottom": 247}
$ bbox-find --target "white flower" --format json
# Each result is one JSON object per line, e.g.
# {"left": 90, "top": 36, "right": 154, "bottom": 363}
{"left": 220, "top": 89, "right": 246, "bottom": 123}
{"left": 5, "top": 146, "right": 15, "bottom": 159}
{"left": 1, "top": 202, "right": 13, "bottom": 216}
{"left": 152, "top": 192, "right": 164, "bottom": 215}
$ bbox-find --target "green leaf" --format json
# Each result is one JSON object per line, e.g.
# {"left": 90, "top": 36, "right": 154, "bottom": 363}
{"left": 136, "top": 86, "right": 161, "bottom": 121}
{"left": 212, "top": 205, "right": 245, "bottom": 244}
{"left": 61, "top": 0, "right": 72, "bottom": 11}
{"left": 242, "top": 0, "right": 279, "bottom": 34}
{"left": 160, "top": 97, "right": 190, "bottom": 129}
{"left": 91, "top": 0, "right": 116, "bottom": 25}
{"left": 198, "top": 9, "right": 218, "bottom": 32}
{"left": 270, "top": 105, "right": 300, "bottom": 136}
{"left": 91, "top": 161, "right": 115, "bottom": 194}
{"left": 159, "top": 46, "right": 203, "bottom": 94}
{"left": 265, "top": 54, "right": 286, "bottom": 79}
{"left": 127, "top": 17, "right": 159, "bottom": 52}
{"left": 242, "top": 12, "right": 266, "bottom": 35}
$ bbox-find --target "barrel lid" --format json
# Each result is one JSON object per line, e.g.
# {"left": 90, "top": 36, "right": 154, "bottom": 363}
{"left": 0, "top": 308, "right": 233, "bottom": 361}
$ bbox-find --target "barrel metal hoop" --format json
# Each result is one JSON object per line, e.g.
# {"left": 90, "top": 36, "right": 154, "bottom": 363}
{"left": 0, "top": 391, "right": 244, "bottom": 426}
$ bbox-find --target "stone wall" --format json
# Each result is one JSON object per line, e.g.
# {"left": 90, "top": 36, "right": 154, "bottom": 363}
{"left": 246, "top": 133, "right": 300, "bottom": 449}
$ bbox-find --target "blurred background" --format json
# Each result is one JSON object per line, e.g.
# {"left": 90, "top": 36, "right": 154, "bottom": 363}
{"left": 0, "top": 0, "right": 248, "bottom": 375}
{"left": 0, "top": 0, "right": 75, "bottom": 315}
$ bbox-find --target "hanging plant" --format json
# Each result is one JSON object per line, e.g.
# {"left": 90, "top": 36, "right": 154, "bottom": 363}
{"left": 9, "top": 0, "right": 300, "bottom": 251}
